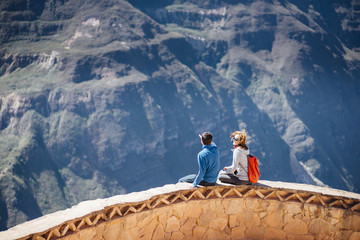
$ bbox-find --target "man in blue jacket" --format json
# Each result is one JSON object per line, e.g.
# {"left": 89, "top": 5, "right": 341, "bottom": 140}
{"left": 178, "top": 132, "right": 220, "bottom": 188}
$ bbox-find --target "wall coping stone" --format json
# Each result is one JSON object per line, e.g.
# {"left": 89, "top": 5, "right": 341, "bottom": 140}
{"left": 1, "top": 180, "right": 359, "bottom": 240}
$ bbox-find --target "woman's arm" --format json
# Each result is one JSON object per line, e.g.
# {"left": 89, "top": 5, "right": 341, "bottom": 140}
{"left": 225, "top": 149, "right": 241, "bottom": 173}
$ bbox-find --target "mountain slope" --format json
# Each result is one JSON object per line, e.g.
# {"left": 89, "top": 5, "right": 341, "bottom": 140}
{"left": 0, "top": 0, "right": 359, "bottom": 230}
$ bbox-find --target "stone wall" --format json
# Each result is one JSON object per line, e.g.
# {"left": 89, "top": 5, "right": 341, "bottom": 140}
{"left": 12, "top": 182, "right": 360, "bottom": 240}
{"left": 61, "top": 197, "right": 360, "bottom": 240}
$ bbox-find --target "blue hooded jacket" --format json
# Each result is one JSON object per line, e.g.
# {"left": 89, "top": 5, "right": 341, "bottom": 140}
{"left": 193, "top": 142, "right": 220, "bottom": 187}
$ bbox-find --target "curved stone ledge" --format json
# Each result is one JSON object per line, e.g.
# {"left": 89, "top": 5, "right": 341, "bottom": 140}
{"left": 1, "top": 180, "right": 360, "bottom": 240}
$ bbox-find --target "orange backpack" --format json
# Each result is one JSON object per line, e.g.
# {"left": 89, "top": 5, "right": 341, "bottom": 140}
{"left": 247, "top": 154, "right": 260, "bottom": 183}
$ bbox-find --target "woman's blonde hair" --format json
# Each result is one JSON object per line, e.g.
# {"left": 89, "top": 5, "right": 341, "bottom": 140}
{"left": 230, "top": 130, "right": 248, "bottom": 150}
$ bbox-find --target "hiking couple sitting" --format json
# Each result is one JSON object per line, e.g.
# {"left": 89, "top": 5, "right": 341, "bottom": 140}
{"left": 178, "top": 130, "right": 254, "bottom": 188}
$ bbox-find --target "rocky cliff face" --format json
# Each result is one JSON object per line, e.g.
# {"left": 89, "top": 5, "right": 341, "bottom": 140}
{"left": 0, "top": 0, "right": 359, "bottom": 230}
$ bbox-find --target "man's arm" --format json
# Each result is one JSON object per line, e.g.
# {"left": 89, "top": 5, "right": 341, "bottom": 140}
{"left": 192, "top": 153, "right": 205, "bottom": 187}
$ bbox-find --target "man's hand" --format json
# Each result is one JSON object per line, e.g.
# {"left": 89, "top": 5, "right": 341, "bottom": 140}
{"left": 190, "top": 185, "right": 196, "bottom": 189}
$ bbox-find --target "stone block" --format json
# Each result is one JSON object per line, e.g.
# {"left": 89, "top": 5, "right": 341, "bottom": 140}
{"left": 208, "top": 199, "right": 224, "bottom": 213}
{"left": 205, "top": 228, "right": 230, "bottom": 240}
{"left": 265, "top": 200, "right": 281, "bottom": 213}
{"left": 201, "top": 201, "right": 210, "bottom": 212}
{"left": 170, "top": 231, "right": 184, "bottom": 240}
{"left": 259, "top": 199, "right": 271, "bottom": 210}
{"left": 228, "top": 214, "right": 246, "bottom": 229}
{"left": 230, "top": 226, "right": 245, "bottom": 239}
{"left": 294, "top": 213, "right": 304, "bottom": 219}
{"left": 350, "top": 232, "right": 360, "bottom": 240}
{"left": 244, "top": 209, "right": 261, "bottom": 229}
{"left": 164, "top": 232, "right": 172, "bottom": 240}
{"left": 223, "top": 226, "right": 231, "bottom": 235}
{"left": 199, "top": 211, "right": 216, "bottom": 226}
{"left": 352, "top": 215, "right": 360, "bottom": 231}
{"left": 314, "top": 233, "right": 335, "bottom": 240}
{"left": 94, "top": 222, "right": 106, "bottom": 238}
{"left": 78, "top": 228, "right": 96, "bottom": 239}
{"left": 139, "top": 217, "right": 158, "bottom": 236}
{"left": 103, "top": 219, "right": 123, "bottom": 240}
{"left": 225, "top": 198, "right": 244, "bottom": 214}
{"left": 229, "top": 215, "right": 238, "bottom": 228}
{"left": 165, "top": 216, "right": 180, "bottom": 233}
{"left": 64, "top": 233, "right": 81, "bottom": 240}
{"left": 137, "top": 213, "right": 155, "bottom": 231}
{"left": 180, "top": 217, "right": 196, "bottom": 236}
{"left": 193, "top": 226, "right": 207, "bottom": 239}
{"left": 264, "top": 227, "right": 286, "bottom": 240}
{"left": 216, "top": 212, "right": 228, "bottom": 219}
{"left": 209, "top": 216, "right": 228, "bottom": 231}
{"left": 152, "top": 223, "right": 165, "bottom": 240}
{"left": 335, "top": 213, "right": 358, "bottom": 231}
{"left": 308, "top": 205, "right": 326, "bottom": 218}
{"left": 155, "top": 207, "right": 171, "bottom": 224}
{"left": 284, "top": 219, "right": 308, "bottom": 234}
{"left": 303, "top": 217, "right": 311, "bottom": 223}
{"left": 221, "top": 199, "right": 230, "bottom": 210}
{"left": 308, "top": 219, "right": 335, "bottom": 234}
{"left": 137, "top": 211, "right": 151, "bottom": 223}
{"left": 119, "top": 227, "right": 138, "bottom": 240}
{"left": 330, "top": 218, "right": 339, "bottom": 225}
{"left": 304, "top": 207, "right": 311, "bottom": 218}
{"left": 139, "top": 233, "right": 153, "bottom": 239}
{"left": 328, "top": 208, "right": 343, "bottom": 219}
{"left": 183, "top": 201, "right": 202, "bottom": 219}
{"left": 245, "top": 199, "right": 260, "bottom": 211}
{"left": 172, "top": 202, "right": 187, "bottom": 218}
{"left": 123, "top": 214, "right": 138, "bottom": 230}
{"left": 286, "top": 202, "right": 303, "bottom": 214}
{"left": 333, "top": 230, "right": 353, "bottom": 240}
{"left": 260, "top": 212, "right": 267, "bottom": 218}
{"left": 263, "top": 211, "right": 283, "bottom": 228}
{"left": 287, "top": 235, "right": 314, "bottom": 240}
{"left": 182, "top": 236, "right": 194, "bottom": 240}
{"left": 245, "top": 227, "right": 265, "bottom": 239}
{"left": 283, "top": 213, "right": 293, "bottom": 224}
{"left": 308, "top": 205, "right": 318, "bottom": 217}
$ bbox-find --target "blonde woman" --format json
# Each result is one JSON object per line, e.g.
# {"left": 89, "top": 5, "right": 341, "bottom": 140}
{"left": 219, "top": 130, "right": 252, "bottom": 185}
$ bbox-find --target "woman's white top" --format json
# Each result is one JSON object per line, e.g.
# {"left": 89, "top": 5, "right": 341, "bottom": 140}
{"left": 225, "top": 147, "right": 249, "bottom": 181}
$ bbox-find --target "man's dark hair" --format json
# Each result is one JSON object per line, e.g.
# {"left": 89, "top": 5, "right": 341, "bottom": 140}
{"left": 201, "top": 132, "right": 213, "bottom": 145}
